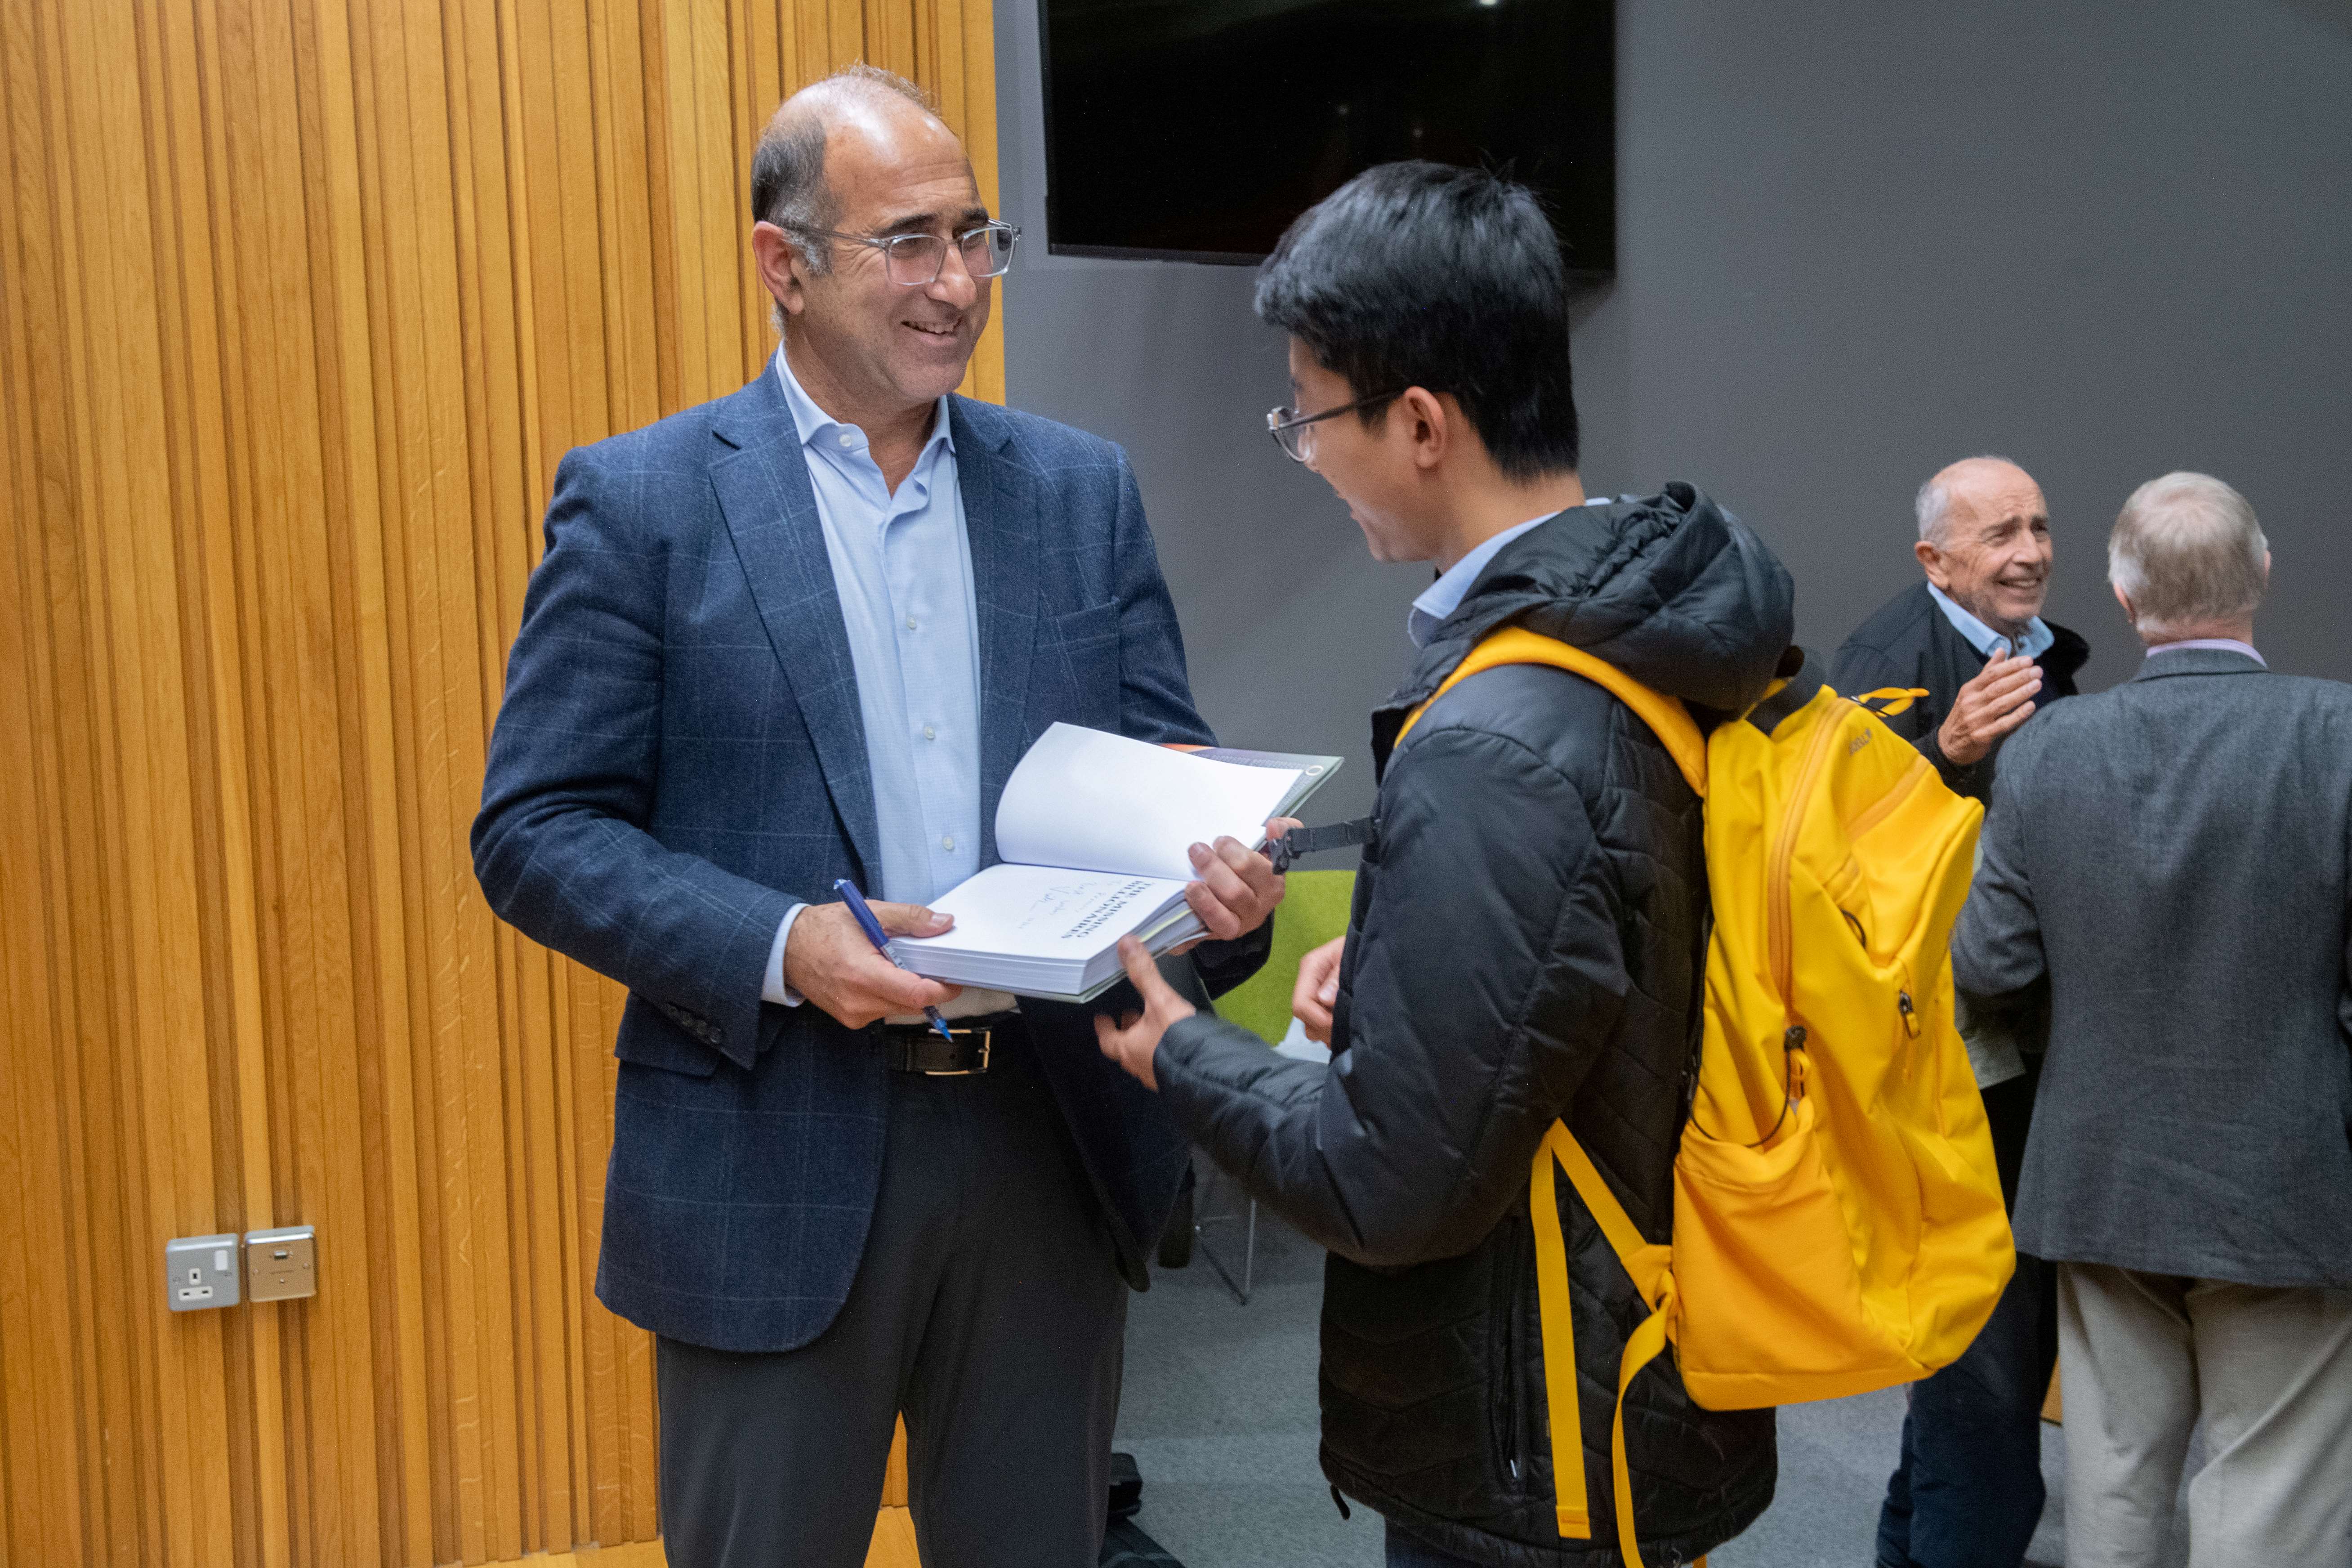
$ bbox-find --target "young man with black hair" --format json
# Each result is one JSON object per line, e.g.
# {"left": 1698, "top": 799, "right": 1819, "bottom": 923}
{"left": 1096, "top": 161, "right": 1792, "bottom": 1566}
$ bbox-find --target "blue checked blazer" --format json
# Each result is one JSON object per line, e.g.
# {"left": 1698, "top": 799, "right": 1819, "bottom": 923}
{"left": 473, "top": 370, "right": 1267, "bottom": 1352}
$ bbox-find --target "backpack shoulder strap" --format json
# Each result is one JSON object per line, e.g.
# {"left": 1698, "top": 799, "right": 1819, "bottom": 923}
{"left": 1397, "top": 626, "right": 1708, "bottom": 796}
{"left": 1531, "top": 1120, "right": 1678, "bottom": 1564}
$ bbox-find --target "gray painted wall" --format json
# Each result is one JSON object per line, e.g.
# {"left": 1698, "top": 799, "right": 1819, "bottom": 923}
{"left": 994, "top": 0, "right": 2352, "bottom": 831}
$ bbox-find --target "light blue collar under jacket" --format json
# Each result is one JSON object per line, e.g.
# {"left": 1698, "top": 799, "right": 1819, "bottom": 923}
{"left": 1927, "top": 581, "right": 2055, "bottom": 661}
{"left": 1409, "top": 500, "right": 1614, "bottom": 648}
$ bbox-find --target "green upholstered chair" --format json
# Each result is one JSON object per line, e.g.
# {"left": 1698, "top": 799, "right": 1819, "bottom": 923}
{"left": 1191, "top": 869, "right": 1355, "bottom": 1300}
{"left": 1209, "top": 868, "right": 1356, "bottom": 1045}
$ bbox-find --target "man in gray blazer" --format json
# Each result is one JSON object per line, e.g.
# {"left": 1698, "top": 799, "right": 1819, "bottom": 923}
{"left": 473, "top": 67, "right": 1283, "bottom": 1567}
{"left": 1954, "top": 471, "right": 2352, "bottom": 1566}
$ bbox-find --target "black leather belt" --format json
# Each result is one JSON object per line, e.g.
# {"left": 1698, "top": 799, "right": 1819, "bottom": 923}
{"left": 880, "top": 1012, "right": 1019, "bottom": 1075}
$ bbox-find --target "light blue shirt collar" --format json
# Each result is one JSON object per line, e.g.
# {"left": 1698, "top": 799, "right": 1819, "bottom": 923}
{"left": 1409, "top": 505, "right": 1597, "bottom": 648}
{"left": 773, "top": 344, "right": 954, "bottom": 467}
{"left": 1927, "top": 581, "right": 2055, "bottom": 662}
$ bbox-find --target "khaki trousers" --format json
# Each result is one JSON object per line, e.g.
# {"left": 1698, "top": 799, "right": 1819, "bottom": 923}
{"left": 2056, "top": 1261, "right": 2352, "bottom": 1568}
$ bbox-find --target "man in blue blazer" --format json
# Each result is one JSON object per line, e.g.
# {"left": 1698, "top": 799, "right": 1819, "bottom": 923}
{"left": 473, "top": 66, "right": 1282, "bottom": 1567}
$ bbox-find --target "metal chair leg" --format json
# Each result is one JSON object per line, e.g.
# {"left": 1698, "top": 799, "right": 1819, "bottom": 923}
{"left": 1192, "top": 1164, "right": 1257, "bottom": 1306}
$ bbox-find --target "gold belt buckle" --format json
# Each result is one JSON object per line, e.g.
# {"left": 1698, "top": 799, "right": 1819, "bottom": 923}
{"left": 923, "top": 1026, "right": 991, "bottom": 1076}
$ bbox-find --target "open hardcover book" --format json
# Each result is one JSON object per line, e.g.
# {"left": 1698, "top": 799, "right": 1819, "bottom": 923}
{"left": 888, "top": 723, "right": 1341, "bottom": 1002}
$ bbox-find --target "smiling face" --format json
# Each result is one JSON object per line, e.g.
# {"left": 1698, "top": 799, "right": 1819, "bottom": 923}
{"left": 1917, "top": 459, "right": 2053, "bottom": 636}
{"left": 1286, "top": 339, "right": 1434, "bottom": 564}
{"left": 758, "top": 92, "right": 990, "bottom": 420}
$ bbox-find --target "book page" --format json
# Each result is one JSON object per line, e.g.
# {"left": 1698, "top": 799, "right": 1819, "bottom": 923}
{"left": 892, "top": 863, "right": 1190, "bottom": 965}
{"left": 995, "top": 724, "right": 1303, "bottom": 881}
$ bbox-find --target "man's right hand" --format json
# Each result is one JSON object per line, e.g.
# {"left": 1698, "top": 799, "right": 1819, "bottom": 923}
{"left": 1292, "top": 935, "right": 1347, "bottom": 1044}
{"left": 783, "top": 900, "right": 963, "bottom": 1029}
{"left": 1938, "top": 652, "right": 2043, "bottom": 766}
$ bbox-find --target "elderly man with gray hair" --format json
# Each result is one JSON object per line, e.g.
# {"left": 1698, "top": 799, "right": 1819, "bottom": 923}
{"left": 1954, "top": 473, "right": 2352, "bottom": 1565}
{"left": 1835, "top": 458, "right": 2090, "bottom": 1568}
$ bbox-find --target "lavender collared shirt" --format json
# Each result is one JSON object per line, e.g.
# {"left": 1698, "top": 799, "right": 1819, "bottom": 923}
{"left": 2144, "top": 638, "right": 2265, "bottom": 666}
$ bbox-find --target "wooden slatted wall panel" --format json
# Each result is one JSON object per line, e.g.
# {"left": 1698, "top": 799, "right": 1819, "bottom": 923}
{"left": 0, "top": 1, "right": 998, "bottom": 1564}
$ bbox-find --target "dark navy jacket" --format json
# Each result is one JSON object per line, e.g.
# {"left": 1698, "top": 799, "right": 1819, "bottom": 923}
{"left": 474, "top": 370, "right": 1264, "bottom": 1351}
{"left": 1157, "top": 487, "right": 1789, "bottom": 1564}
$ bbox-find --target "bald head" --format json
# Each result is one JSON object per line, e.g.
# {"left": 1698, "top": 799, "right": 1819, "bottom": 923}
{"left": 1917, "top": 456, "right": 2037, "bottom": 545}
{"left": 751, "top": 66, "right": 962, "bottom": 274}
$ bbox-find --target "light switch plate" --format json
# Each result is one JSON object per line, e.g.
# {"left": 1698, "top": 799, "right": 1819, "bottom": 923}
{"left": 244, "top": 1225, "right": 317, "bottom": 1302}
{"left": 165, "top": 1234, "right": 241, "bottom": 1311}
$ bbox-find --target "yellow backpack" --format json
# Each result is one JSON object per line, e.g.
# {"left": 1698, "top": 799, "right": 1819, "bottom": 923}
{"left": 1399, "top": 628, "right": 2013, "bottom": 1565}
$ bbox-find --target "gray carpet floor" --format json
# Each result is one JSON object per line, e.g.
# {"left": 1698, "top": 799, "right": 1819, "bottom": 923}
{"left": 1116, "top": 1183, "right": 2189, "bottom": 1568}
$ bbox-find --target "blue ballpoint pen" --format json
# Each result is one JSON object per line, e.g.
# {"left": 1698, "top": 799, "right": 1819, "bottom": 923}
{"left": 833, "top": 878, "right": 957, "bottom": 1045}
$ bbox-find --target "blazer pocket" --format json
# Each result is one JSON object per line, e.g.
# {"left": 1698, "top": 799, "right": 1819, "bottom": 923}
{"left": 615, "top": 1000, "right": 721, "bottom": 1078}
{"left": 1044, "top": 603, "right": 1121, "bottom": 730}
{"left": 1050, "top": 601, "right": 1119, "bottom": 648}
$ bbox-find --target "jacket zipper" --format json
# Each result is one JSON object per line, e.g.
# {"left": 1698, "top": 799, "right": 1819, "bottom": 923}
{"left": 1493, "top": 1229, "right": 1533, "bottom": 1495}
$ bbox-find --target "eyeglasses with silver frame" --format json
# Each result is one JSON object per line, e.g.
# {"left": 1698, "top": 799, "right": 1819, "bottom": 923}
{"left": 1265, "top": 389, "right": 1405, "bottom": 463}
{"left": 796, "top": 220, "right": 1022, "bottom": 286}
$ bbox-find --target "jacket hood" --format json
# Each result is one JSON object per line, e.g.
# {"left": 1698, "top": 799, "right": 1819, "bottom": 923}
{"left": 1387, "top": 482, "right": 1797, "bottom": 722}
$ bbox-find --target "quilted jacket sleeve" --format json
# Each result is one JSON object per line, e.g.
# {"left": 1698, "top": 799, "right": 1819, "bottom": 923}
{"left": 1155, "top": 719, "right": 1628, "bottom": 1268}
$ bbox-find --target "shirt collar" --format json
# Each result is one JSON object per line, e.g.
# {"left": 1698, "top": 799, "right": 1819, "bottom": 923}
{"left": 1927, "top": 581, "right": 2056, "bottom": 662}
{"left": 772, "top": 343, "right": 954, "bottom": 462}
{"left": 2144, "top": 637, "right": 2264, "bottom": 666}
{"left": 1407, "top": 505, "right": 1591, "bottom": 648}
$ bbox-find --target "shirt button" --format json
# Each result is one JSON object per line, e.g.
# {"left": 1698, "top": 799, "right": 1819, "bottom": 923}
{"left": 905, "top": 615, "right": 918, "bottom": 631}
{"left": 923, "top": 725, "right": 937, "bottom": 740}
{"left": 837, "top": 432, "right": 854, "bottom": 447}
{"left": 942, "top": 835, "right": 955, "bottom": 851}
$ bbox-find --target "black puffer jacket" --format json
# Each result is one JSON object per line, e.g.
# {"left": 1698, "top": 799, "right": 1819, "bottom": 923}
{"left": 1157, "top": 485, "right": 1794, "bottom": 1566}
{"left": 1828, "top": 581, "right": 2089, "bottom": 804}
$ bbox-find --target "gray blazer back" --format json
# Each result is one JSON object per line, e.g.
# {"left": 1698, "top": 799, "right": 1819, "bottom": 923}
{"left": 1955, "top": 648, "right": 2352, "bottom": 1287}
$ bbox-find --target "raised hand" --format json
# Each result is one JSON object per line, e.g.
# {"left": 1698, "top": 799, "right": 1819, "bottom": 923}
{"left": 1938, "top": 653, "right": 2042, "bottom": 765}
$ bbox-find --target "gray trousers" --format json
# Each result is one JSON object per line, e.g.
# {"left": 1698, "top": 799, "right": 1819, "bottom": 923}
{"left": 656, "top": 1025, "right": 1128, "bottom": 1568}
{"left": 2057, "top": 1261, "right": 2352, "bottom": 1568}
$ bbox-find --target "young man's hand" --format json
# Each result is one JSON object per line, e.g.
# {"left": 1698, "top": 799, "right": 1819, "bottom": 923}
{"left": 1093, "top": 935, "right": 1197, "bottom": 1091}
{"left": 1292, "top": 935, "right": 1346, "bottom": 1043}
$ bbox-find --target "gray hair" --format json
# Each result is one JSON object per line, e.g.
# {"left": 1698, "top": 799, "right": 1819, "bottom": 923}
{"left": 1915, "top": 455, "right": 2020, "bottom": 544}
{"left": 750, "top": 63, "right": 938, "bottom": 284}
{"left": 2107, "top": 472, "right": 2268, "bottom": 636}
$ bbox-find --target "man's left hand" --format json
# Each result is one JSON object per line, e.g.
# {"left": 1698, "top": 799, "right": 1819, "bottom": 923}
{"left": 1094, "top": 935, "right": 1198, "bottom": 1091}
{"left": 1171, "top": 817, "right": 1300, "bottom": 952}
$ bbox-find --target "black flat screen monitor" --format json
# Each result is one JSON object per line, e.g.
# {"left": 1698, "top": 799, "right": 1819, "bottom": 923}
{"left": 1040, "top": 0, "right": 1614, "bottom": 277}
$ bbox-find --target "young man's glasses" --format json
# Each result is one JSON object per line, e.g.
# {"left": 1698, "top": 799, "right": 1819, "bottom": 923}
{"left": 1265, "top": 390, "right": 1402, "bottom": 464}
{"left": 798, "top": 221, "right": 1022, "bottom": 286}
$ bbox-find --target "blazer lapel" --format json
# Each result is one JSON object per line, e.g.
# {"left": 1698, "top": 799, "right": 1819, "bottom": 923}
{"left": 953, "top": 396, "right": 1040, "bottom": 866}
{"left": 710, "top": 373, "right": 883, "bottom": 883}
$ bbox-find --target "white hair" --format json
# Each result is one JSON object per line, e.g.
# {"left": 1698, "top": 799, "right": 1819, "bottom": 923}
{"left": 1915, "top": 455, "right": 2022, "bottom": 544}
{"left": 2107, "top": 472, "right": 2268, "bottom": 637}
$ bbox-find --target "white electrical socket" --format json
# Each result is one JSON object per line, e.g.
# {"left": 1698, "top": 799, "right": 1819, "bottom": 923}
{"left": 164, "top": 1233, "right": 241, "bottom": 1311}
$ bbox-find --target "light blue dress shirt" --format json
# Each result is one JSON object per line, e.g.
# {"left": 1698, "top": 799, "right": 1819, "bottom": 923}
{"left": 763, "top": 346, "right": 984, "bottom": 1003}
{"left": 1407, "top": 502, "right": 1606, "bottom": 648}
{"left": 1926, "top": 581, "right": 2056, "bottom": 661}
